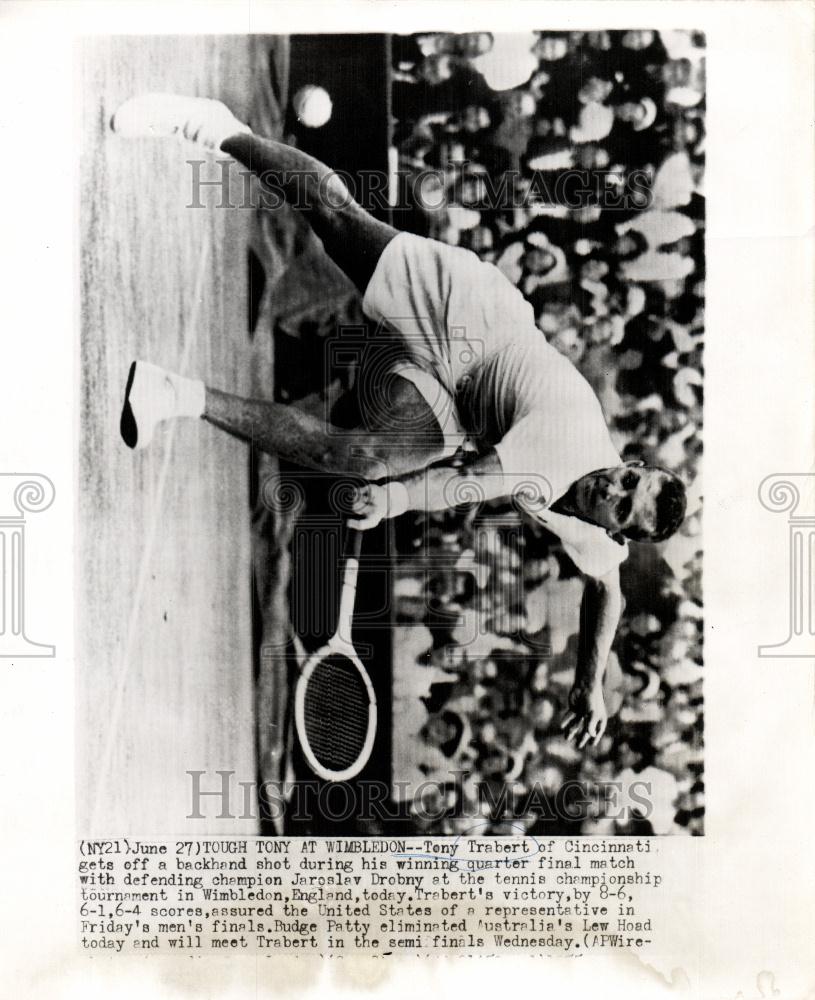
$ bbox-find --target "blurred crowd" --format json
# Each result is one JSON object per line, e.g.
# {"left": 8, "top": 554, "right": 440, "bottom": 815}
{"left": 389, "top": 30, "right": 705, "bottom": 836}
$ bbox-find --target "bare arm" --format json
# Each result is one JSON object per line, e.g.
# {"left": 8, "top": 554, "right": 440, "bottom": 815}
{"left": 350, "top": 449, "right": 508, "bottom": 527}
{"left": 561, "top": 566, "right": 623, "bottom": 748}
{"left": 352, "top": 451, "right": 625, "bottom": 752}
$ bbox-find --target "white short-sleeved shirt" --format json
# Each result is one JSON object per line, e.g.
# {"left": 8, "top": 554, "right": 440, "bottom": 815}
{"left": 362, "top": 232, "right": 628, "bottom": 577}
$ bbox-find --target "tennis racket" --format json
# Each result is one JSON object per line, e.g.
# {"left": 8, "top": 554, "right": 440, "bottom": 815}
{"left": 294, "top": 526, "right": 377, "bottom": 781}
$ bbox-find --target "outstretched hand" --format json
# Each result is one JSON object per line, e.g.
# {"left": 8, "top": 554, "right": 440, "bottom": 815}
{"left": 560, "top": 682, "right": 608, "bottom": 749}
{"left": 350, "top": 483, "right": 389, "bottom": 530}
{"left": 350, "top": 482, "right": 409, "bottom": 531}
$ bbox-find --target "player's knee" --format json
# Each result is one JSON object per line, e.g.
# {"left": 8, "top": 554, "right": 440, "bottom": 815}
{"left": 350, "top": 436, "right": 400, "bottom": 481}
{"left": 320, "top": 433, "right": 384, "bottom": 480}
{"left": 325, "top": 406, "right": 445, "bottom": 478}
{"left": 331, "top": 434, "right": 422, "bottom": 481}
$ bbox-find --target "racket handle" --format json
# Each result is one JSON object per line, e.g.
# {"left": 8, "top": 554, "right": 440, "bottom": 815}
{"left": 337, "top": 527, "right": 362, "bottom": 643}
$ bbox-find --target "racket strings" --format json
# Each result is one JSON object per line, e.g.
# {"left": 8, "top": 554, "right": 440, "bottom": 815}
{"left": 302, "top": 654, "right": 371, "bottom": 772}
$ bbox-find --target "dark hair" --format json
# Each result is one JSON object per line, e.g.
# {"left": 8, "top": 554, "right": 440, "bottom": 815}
{"left": 669, "top": 291, "right": 701, "bottom": 326}
{"left": 623, "top": 470, "right": 687, "bottom": 542}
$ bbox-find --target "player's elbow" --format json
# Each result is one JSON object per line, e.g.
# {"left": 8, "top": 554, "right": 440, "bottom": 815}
{"left": 323, "top": 434, "right": 392, "bottom": 481}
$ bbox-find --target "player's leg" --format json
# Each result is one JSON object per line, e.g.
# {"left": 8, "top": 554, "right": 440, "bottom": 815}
{"left": 220, "top": 132, "right": 398, "bottom": 294}
{"left": 203, "top": 386, "right": 383, "bottom": 476}
{"left": 205, "top": 376, "right": 444, "bottom": 477}
{"left": 112, "top": 96, "right": 449, "bottom": 472}
{"left": 121, "top": 361, "right": 445, "bottom": 478}
{"left": 110, "top": 94, "right": 398, "bottom": 293}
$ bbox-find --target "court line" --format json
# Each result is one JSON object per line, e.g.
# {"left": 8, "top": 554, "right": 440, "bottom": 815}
{"left": 89, "top": 233, "right": 211, "bottom": 832}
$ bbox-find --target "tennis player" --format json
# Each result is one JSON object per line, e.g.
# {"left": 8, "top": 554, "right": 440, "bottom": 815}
{"left": 112, "top": 94, "right": 687, "bottom": 750}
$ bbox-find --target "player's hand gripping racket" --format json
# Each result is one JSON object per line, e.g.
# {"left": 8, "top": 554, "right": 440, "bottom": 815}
{"left": 294, "top": 526, "right": 376, "bottom": 781}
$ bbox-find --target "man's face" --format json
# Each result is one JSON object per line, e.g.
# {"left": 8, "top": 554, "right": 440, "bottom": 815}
{"left": 586, "top": 31, "right": 612, "bottom": 50}
{"left": 573, "top": 464, "right": 667, "bottom": 538}
{"left": 462, "top": 105, "right": 490, "bottom": 131}
{"left": 460, "top": 32, "right": 493, "bottom": 57}
{"left": 613, "top": 233, "right": 640, "bottom": 258}
{"left": 551, "top": 325, "right": 584, "bottom": 364}
{"left": 524, "top": 247, "right": 556, "bottom": 275}
{"left": 505, "top": 90, "right": 536, "bottom": 118}
{"left": 469, "top": 225, "right": 493, "bottom": 252}
{"left": 676, "top": 119, "right": 699, "bottom": 146}
{"left": 581, "top": 258, "right": 608, "bottom": 282}
{"left": 426, "top": 715, "right": 456, "bottom": 746}
{"left": 575, "top": 144, "right": 610, "bottom": 169}
{"left": 421, "top": 54, "right": 454, "bottom": 85}
{"left": 535, "top": 36, "right": 568, "bottom": 61}
{"left": 516, "top": 92, "right": 537, "bottom": 118}
{"left": 663, "top": 58, "right": 692, "bottom": 87}
{"left": 578, "top": 76, "right": 613, "bottom": 104}
{"left": 622, "top": 30, "right": 655, "bottom": 50}
{"left": 616, "top": 101, "right": 647, "bottom": 125}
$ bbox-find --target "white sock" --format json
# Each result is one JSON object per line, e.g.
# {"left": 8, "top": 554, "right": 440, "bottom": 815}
{"left": 216, "top": 118, "right": 252, "bottom": 151}
{"left": 166, "top": 371, "right": 205, "bottom": 419}
{"left": 122, "top": 361, "right": 205, "bottom": 450}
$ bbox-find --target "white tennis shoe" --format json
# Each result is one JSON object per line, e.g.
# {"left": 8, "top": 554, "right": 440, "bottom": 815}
{"left": 120, "top": 360, "right": 205, "bottom": 450}
{"left": 110, "top": 93, "right": 251, "bottom": 150}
